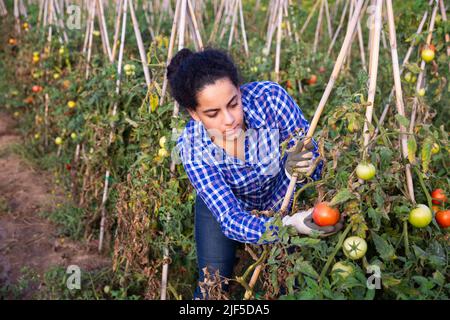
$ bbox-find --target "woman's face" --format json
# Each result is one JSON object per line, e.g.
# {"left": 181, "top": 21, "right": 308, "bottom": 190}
{"left": 188, "top": 77, "right": 244, "bottom": 141}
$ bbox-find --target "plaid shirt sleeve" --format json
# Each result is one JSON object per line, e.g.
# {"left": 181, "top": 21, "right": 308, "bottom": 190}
{"left": 180, "top": 157, "right": 278, "bottom": 244}
{"left": 268, "top": 82, "right": 323, "bottom": 182}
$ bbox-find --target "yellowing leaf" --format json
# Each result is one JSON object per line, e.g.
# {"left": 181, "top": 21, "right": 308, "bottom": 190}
{"left": 407, "top": 136, "right": 417, "bottom": 164}
{"left": 150, "top": 94, "right": 159, "bottom": 112}
{"left": 421, "top": 137, "right": 433, "bottom": 174}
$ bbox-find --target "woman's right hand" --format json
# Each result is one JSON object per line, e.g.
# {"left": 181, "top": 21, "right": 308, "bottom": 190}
{"left": 282, "top": 209, "right": 344, "bottom": 237}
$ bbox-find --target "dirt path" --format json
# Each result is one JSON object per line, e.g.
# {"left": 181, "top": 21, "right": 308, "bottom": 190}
{"left": 0, "top": 113, "right": 109, "bottom": 299}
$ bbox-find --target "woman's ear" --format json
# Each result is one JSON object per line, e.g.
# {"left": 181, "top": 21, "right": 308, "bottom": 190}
{"left": 187, "top": 108, "right": 200, "bottom": 122}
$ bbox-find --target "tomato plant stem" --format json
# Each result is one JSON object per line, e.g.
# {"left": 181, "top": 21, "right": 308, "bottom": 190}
{"left": 318, "top": 222, "right": 353, "bottom": 284}
{"left": 403, "top": 220, "right": 410, "bottom": 256}
{"left": 412, "top": 166, "right": 433, "bottom": 209}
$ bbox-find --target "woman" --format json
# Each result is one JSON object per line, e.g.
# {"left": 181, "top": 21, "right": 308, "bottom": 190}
{"left": 167, "top": 48, "right": 342, "bottom": 299}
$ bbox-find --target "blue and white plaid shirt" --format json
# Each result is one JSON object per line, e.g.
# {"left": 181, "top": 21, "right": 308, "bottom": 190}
{"left": 177, "top": 81, "right": 322, "bottom": 244}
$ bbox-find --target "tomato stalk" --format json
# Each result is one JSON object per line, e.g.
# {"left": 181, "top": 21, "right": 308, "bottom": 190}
{"left": 235, "top": 247, "right": 269, "bottom": 299}
{"left": 371, "top": 112, "right": 393, "bottom": 149}
{"left": 292, "top": 179, "right": 327, "bottom": 213}
{"left": 318, "top": 222, "right": 353, "bottom": 284}
{"left": 403, "top": 220, "right": 410, "bottom": 257}
{"left": 412, "top": 166, "right": 433, "bottom": 210}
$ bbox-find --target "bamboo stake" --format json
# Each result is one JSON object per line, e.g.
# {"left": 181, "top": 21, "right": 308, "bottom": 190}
{"left": 43, "top": 0, "right": 48, "bottom": 27}
{"left": 208, "top": 0, "right": 225, "bottom": 43}
{"left": 238, "top": 0, "right": 249, "bottom": 56}
{"left": 128, "top": 0, "right": 152, "bottom": 89}
{"left": 332, "top": 0, "right": 341, "bottom": 21}
{"left": 300, "top": 0, "right": 320, "bottom": 34}
{"left": 19, "top": 0, "right": 26, "bottom": 18}
{"left": 98, "top": 0, "right": 128, "bottom": 253}
{"left": 52, "top": 0, "right": 69, "bottom": 44}
{"left": 85, "top": 0, "right": 96, "bottom": 79}
{"left": 439, "top": 0, "right": 450, "bottom": 72}
{"left": 97, "top": 0, "right": 113, "bottom": 63}
{"left": 281, "top": 0, "right": 291, "bottom": 40}
{"left": 160, "top": 0, "right": 182, "bottom": 106}
{"left": 111, "top": 0, "right": 123, "bottom": 62}
{"left": 373, "top": 1, "right": 432, "bottom": 137}
{"left": 38, "top": 0, "right": 44, "bottom": 24}
{"left": 313, "top": 0, "right": 325, "bottom": 54}
{"left": 14, "top": 0, "right": 20, "bottom": 34}
{"left": 44, "top": 93, "right": 49, "bottom": 149}
{"left": 274, "top": 0, "right": 284, "bottom": 82}
{"left": 264, "top": 0, "right": 281, "bottom": 55}
{"left": 327, "top": 0, "right": 349, "bottom": 55}
{"left": 82, "top": 0, "right": 93, "bottom": 54}
{"left": 356, "top": 14, "right": 367, "bottom": 71}
{"left": 143, "top": 1, "right": 156, "bottom": 40}
{"left": 362, "top": 0, "right": 382, "bottom": 156}
{"left": 0, "top": 0, "right": 8, "bottom": 16}
{"left": 345, "top": 0, "right": 355, "bottom": 69}
{"left": 187, "top": 0, "right": 204, "bottom": 50}
{"left": 46, "top": 0, "right": 54, "bottom": 45}
{"left": 324, "top": 0, "right": 333, "bottom": 39}
{"left": 219, "top": 0, "right": 235, "bottom": 41}
{"left": 385, "top": 0, "right": 415, "bottom": 203}
{"left": 245, "top": 0, "right": 366, "bottom": 300}
{"left": 227, "top": 0, "right": 239, "bottom": 49}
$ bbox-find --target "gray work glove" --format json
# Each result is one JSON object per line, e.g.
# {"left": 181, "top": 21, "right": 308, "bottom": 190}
{"left": 284, "top": 139, "right": 316, "bottom": 180}
{"left": 282, "top": 208, "right": 345, "bottom": 237}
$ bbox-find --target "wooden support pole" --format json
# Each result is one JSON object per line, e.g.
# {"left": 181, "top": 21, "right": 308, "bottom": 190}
{"left": 385, "top": 0, "right": 415, "bottom": 203}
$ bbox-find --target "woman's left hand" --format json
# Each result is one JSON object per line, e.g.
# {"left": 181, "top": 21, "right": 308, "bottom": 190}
{"left": 285, "top": 139, "right": 317, "bottom": 179}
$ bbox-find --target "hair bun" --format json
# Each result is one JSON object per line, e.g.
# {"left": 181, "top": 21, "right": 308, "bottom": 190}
{"left": 167, "top": 48, "right": 194, "bottom": 80}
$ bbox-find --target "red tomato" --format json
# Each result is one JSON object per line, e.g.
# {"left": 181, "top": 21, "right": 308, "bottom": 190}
{"left": 286, "top": 80, "right": 293, "bottom": 89}
{"left": 436, "top": 210, "right": 450, "bottom": 228}
{"left": 308, "top": 75, "right": 318, "bottom": 85}
{"left": 312, "top": 202, "right": 340, "bottom": 226}
{"left": 431, "top": 189, "right": 447, "bottom": 205}
{"left": 32, "top": 85, "right": 42, "bottom": 93}
{"left": 318, "top": 66, "right": 326, "bottom": 74}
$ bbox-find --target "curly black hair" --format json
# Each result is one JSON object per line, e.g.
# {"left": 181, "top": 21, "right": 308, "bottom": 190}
{"left": 166, "top": 47, "right": 241, "bottom": 110}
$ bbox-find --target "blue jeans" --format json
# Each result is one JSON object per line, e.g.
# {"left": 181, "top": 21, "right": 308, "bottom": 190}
{"left": 193, "top": 195, "right": 239, "bottom": 300}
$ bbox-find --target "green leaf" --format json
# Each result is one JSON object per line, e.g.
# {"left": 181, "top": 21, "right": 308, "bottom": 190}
{"left": 329, "top": 189, "right": 356, "bottom": 207}
{"left": 368, "top": 207, "right": 381, "bottom": 230}
{"left": 381, "top": 275, "right": 402, "bottom": 288}
{"left": 294, "top": 260, "right": 319, "bottom": 280}
{"left": 370, "top": 231, "right": 396, "bottom": 262}
{"left": 395, "top": 114, "right": 410, "bottom": 128}
{"left": 407, "top": 136, "right": 417, "bottom": 164}
{"left": 413, "top": 245, "right": 428, "bottom": 260}
{"left": 432, "top": 271, "right": 445, "bottom": 286}
{"left": 290, "top": 237, "right": 321, "bottom": 247}
{"left": 421, "top": 136, "right": 433, "bottom": 173}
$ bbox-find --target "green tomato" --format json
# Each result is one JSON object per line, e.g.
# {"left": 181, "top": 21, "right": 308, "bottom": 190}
{"left": 417, "top": 88, "right": 426, "bottom": 97}
{"left": 70, "top": 133, "right": 77, "bottom": 140}
{"left": 159, "top": 136, "right": 166, "bottom": 148}
{"left": 331, "top": 262, "right": 354, "bottom": 280}
{"left": 356, "top": 162, "right": 376, "bottom": 180}
{"left": 409, "top": 204, "right": 432, "bottom": 228}
{"left": 431, "top": 143, "right": 440, "bottom": 155}
{"left": 421, "top": 49, "right": 435, "bottom": 63}
{"left": 404, "top": 72, "right": 412, "bottom": 83}
{"left": 343, "top": 236, "right": 367, "bottom": 260}
{"left": 55, "top": 137, "right": 63, "bottom": 145}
